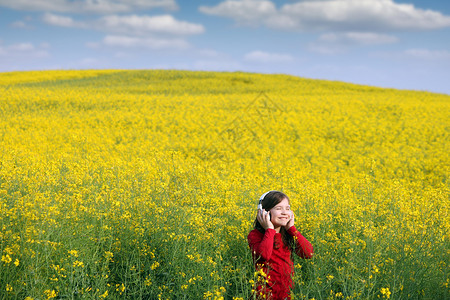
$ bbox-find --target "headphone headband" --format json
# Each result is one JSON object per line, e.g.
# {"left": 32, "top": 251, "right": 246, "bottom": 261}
{"left": 259, "top": 191, "right": 272, "bottom": 201}
{"left": 258, "top": 190, "right": 274, "bottom": 209}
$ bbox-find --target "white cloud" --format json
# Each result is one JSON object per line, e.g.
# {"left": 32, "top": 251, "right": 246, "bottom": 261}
{"left": 309, "top": 31, "right": 397, "bottom": 54}
{"left": 372, "top": 48, "right": 450, "bottom": 62}
{"left": 43, "top": 13, "right": 86, "bottom": 28}
{"left": 41, "top": 13, "right": 204, "bottom": 36}
{"left": 198, "top": 49, "right": 223, "bottom": 58}
{"left": 10, "top": 21, "right": 27, "bottom": 28}
{"left": 9, "top": 43, "right": 34, "bottom": 51}
{"left": 308, "top": 44, "right": 345, "bottom": 55}
{"left": 114, "top": 52, "right": 133, "bottom": 59}
{"left": 0, "top": 0, "right": 177, "bottom": 14}
{"left": 42, "top": 13, "right": 204, "bottom": 51}
{"left": 244, "top": 51, "right": 294, "bottom": 63}
{"left": 200, "top": 0, "right": 450, "bottom": 31}
{"left": 101, "top": 35, "right": 189, "bottom": 50}
{"left": 0, "top": 42, "right": 49, "bottom": 58}
{"left": 77, "top": 57, "right": 102, "bottom": 68}
{"left": 280, "top": 0, "right": 450, "bottom": 31}
{"left": 199, "top": 0, "right": 276, "bottom": 26}
{"left": 403, "top": 49, "right": 450, "bottom": 60}
{"left": 318, "top": 32, "right": 398, "bottom": 45}
{"left": 97, "top": 15, "right": 204, "bottom": 36}
{"left": 10, "top": 16, "right": 34, "bottom": 28}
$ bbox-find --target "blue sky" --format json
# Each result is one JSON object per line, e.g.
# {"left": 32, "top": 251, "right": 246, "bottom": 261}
{"left": 1, "top": 0, "right": 450, "bottom": 94}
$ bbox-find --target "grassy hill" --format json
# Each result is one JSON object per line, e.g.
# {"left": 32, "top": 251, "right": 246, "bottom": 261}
{"left": 0, "top": 70, "right": 448, "bottom": 299}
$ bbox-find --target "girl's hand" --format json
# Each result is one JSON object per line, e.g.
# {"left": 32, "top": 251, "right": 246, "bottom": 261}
{"left": 285, "top": 211, "right": 295, "bottom": 230}
{"left": 257, "top": 209, "right": 274, "bottom": 230}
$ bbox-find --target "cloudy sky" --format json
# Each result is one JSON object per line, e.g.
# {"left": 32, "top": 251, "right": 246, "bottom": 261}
{"left": 1, "top": 0, "right": 450, "bottom": 94}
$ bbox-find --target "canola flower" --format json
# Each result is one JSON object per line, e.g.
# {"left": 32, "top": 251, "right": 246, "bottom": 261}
{"left": 0, "top": 70, "right": 449, "bottom": 299}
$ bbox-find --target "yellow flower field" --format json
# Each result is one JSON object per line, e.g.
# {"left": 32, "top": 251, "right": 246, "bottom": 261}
{"left": 0, "top": 70, "right": 448, "bottom": 299}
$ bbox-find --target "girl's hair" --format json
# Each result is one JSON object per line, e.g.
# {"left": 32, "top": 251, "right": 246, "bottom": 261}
{"left": 254, "top": 191, "right": 295, "bottom": 253}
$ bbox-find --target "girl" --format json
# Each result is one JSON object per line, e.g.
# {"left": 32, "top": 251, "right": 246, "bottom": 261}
{"left": 248, "top": 191, "right": 313, "bottom": 300}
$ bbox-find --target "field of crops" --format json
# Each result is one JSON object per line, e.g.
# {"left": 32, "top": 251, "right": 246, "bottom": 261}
{"left": 0, "top": 70, "right": 448, "bottom": 299}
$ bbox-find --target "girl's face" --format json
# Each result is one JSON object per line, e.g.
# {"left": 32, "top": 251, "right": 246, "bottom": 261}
{"left": 269, "top": 198, "right": 291, "bottom": 229}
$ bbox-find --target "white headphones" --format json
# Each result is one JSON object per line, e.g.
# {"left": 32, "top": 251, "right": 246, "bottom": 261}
{"left": 257, "top": 191, "right": 274, "bottom": 210}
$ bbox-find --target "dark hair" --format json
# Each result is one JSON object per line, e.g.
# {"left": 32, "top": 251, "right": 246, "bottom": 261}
{"left": 254, "top": 191, "right": 295, "bottom": 253}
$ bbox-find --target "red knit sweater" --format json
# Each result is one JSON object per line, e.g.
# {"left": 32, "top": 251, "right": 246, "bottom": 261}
{"left": 248, "top": 226, "right": 313, "bottom": 300}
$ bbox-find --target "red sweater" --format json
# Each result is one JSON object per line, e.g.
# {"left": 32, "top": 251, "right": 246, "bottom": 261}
{"left": 248, "top": 226, "right": 313, "bottom": 300}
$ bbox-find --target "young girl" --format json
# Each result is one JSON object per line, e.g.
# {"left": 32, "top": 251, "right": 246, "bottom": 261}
{"left": 248, "top": 191, "right": 313, "bottom": 300}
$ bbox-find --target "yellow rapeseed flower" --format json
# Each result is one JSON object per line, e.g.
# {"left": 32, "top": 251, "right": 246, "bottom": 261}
{"left": 44, "top": 290, "right": 57, "bottom": 299}
{"left": 1, "top": 254, "right": 12, "bottom": 264}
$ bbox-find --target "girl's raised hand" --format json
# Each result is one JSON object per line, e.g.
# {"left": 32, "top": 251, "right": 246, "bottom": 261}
{"left": 285, "top": 211, "right": 295, "bottom": 230}
{"left": 257, "top": 209, "right": 274, "bottom": 230}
